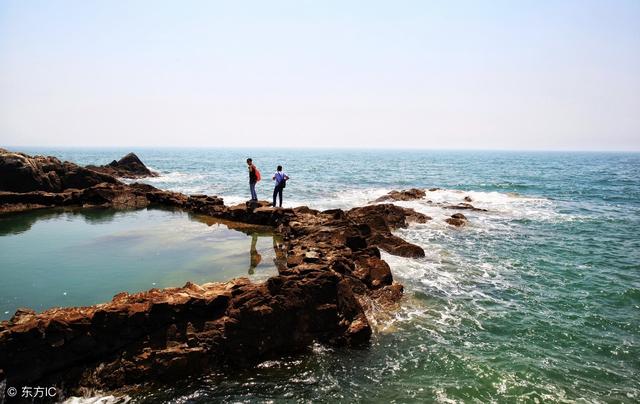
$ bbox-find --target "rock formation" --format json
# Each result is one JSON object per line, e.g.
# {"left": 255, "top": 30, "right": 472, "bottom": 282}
{"left": 0, "top": 149, "right": 429, "bottom": 397}
{"left": 86, "top": 152, "right": 159, "bottom": 178}
{"left": 445, "top": 213, "right": 468, "bottom": 227}
{"left": 0, "top": 148, "right": 119, "bottom": 193}
{"left": 373, "top": 188, "right": 426, "bottom": 203}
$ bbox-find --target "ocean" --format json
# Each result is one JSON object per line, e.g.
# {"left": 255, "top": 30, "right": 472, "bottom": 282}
{"left": 7, "top": 147, "right": 640, "bottom": 402}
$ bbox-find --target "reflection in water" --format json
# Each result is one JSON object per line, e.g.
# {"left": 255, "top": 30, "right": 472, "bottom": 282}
{"left": 248, "top": 233, "right": 262, "bottom": 275}
{"left": 0, "top": 207, "right": 125, "bottom": 236}
{"left": 249, "top": 233, "right": 288, "bottom": 275}
{"left": 273, "top": 237, "right": 287, "bottom": 271}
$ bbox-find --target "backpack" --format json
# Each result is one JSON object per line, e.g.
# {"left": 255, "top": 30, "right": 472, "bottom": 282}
{"left": 254, "top": 167, "right": 261, "bottom": 182}
{"left": 279, "top": 173, "right": 287, "bottom": 189}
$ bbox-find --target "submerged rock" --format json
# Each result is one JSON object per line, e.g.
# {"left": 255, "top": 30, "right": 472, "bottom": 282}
{"left": 0, "top": 150, "right": 431, "bottom": 396}
{"left": 87, "top": 152, "right": 159, "bottom": 178}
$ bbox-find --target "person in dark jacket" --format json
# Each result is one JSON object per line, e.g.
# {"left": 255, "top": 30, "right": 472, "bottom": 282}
{"left": 272, "top": 165, "right": 289, "bottom": 207}
{"left": 247, "top": 158, "right": 258, "bottom": 201}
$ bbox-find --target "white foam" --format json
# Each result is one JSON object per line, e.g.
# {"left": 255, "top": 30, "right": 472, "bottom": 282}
{"left": 63, "top": 395, "right": 130, "bottom": 404}
{"left": 287, "top": 187, "right": 393, "bottom": 211}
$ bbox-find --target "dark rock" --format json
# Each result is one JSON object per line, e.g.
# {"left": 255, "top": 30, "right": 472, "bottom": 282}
{"left": 464, "top": 196, "right": 472, "bottom": 202}
{"left": 86, "top": 152, "right": 159, "bottom": 178}
{"left": 346, "top": 204, "right": 429, "bottom": 257}
{"left": 0, "top": 149, "right": 119, "bottom": 193}
{"left": 446, "top": 213, "right": 468, "bottom": 227}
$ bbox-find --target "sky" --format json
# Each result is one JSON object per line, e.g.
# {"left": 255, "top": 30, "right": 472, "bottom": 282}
{"left": 0, "top": 0, "right": 639, "bottom": 150}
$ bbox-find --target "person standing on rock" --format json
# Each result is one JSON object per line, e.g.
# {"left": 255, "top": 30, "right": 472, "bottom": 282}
{"left": 272, "top": 165, "right": 289, "bottom": 207}
{"left": 247, "top": 158, "right": 260, "bottom": 201}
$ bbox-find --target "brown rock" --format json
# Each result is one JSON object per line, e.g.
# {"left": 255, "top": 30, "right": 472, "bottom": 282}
{"left": 373, "top": 188, "right": 426, "bottom": 203}
{"left": 346, "top": 204, "right": 429, "bottom": 258}
{"left": 446, "top": 213, "right": 468, "bottom": 227}
{"left": 354, "top": 257, "right": 393, "bottom": 288}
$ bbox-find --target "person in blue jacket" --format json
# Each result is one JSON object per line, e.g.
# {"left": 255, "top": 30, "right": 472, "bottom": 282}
{"left": 272, "top": 165, "right": 289, "bottom": 207}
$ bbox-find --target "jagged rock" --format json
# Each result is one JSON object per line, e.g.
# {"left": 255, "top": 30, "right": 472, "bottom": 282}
{"left": 446, "top": 213, "right": 468, "bottom": 227}
{"left": 87, "top": 152, "right": 159, "bottom": 178}
{"left": 345, "top": 204, "right": 430, "bottom": 258}
{"left": 0, "top": 149, "right": 119, "bottom": 193}
{"left": 0, "top": 150, "right": 430, "bottom": 395}
{"left": 373, "top": 188, "right": 426, "bottom": 203}
{"left": 354, "top": 257, "right": 393, "bottom": 288}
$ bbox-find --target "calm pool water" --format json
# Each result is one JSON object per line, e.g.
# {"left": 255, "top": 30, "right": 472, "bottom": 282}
{"left": 0, "top": 207, "right": 280, "bottom": 320}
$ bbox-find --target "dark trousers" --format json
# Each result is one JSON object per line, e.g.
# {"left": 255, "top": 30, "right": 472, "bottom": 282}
{"left": 273, "top": 184, "right": 283, "bottom": 207}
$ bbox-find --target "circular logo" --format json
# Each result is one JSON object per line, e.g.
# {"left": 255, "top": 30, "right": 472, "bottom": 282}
{"left": 6, "top": 386, "right": 17, "bottom": 397}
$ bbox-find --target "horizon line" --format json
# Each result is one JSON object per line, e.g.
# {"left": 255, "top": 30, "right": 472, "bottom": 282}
{"left": 2, "top": 145, "right": 640, "bottom": 153}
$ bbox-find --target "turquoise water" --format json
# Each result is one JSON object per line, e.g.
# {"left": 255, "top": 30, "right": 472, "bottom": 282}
{"left": 6, "top": 148, "right": 640, "bottom": 402}
{"left": 0, "top": 208, "right": 279, "bottom": 320}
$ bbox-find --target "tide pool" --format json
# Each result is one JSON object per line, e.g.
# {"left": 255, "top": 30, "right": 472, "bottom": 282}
{"left": 0, "top": 207, "right": 281, "bottom": 320}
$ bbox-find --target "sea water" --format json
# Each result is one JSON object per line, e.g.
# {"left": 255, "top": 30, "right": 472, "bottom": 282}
{"left": 6, "top": 148, "right": 640, "bottom": 402}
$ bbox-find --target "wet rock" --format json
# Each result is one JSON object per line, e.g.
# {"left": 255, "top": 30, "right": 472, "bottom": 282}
{"left": 346, "top": 204, "right": 430, "bottom": 257}
{"left": 353, "top": 257, "right": 393, "bottom": 289}
{"left": 464, "top": 196, "right": 472, "bottom": 202}
{"left": 373, "top": 188, "right": 426, "bottom": 203}
{"left": 446, "top": 213, "right": 468, "bottom": 227}
{"left": 86, "top": 152, "right": 159, "bottom": 178}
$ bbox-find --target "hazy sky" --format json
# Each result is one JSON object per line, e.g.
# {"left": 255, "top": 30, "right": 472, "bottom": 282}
{"left": 1, "top": 0, "right": 639, "bottom": 150}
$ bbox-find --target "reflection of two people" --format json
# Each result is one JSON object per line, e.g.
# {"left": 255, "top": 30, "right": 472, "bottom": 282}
{"left": 248, "top": 233, "right": 287, "bottom": 275}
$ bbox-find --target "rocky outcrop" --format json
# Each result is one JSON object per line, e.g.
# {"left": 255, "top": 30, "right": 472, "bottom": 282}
{"left": 0, "top": 149, "right": 119, "bottom": 193}
{"left": 86, "top": 152, "right": 158, "bottom": 178}
{"left": 373, "top": 188, "right": 426, "bottom": 203}
{"left": 445, "top": 213, "right": 468, "bottom": 227}
{"left": 0, "top": 150, "right": 429, "bottom": 396}
{"left": 0, "top": 274, "right": 367, "bottom": 392}
{"left": 345, "top": 204, "right": 430, "bottom": 258}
